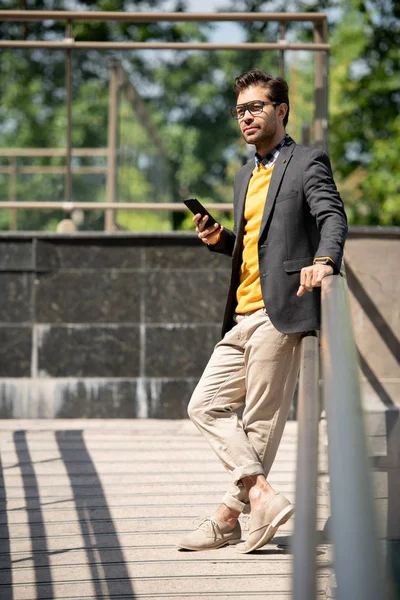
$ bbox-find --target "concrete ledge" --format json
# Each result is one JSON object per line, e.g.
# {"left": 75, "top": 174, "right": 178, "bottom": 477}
{"left": 0, "top": 228, "right": 399, "bottom": 418}
{"left": 0, "top": 378, "right": 198, "bottom": 419}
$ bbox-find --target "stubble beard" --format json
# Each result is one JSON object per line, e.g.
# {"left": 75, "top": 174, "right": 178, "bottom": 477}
{"left": 242, "top": 120, "right": 277, "bottom": 149}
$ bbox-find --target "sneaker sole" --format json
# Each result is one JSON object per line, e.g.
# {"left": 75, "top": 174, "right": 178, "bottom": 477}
{"left": 177, "top": 537, "right": 241, "bottom": 551}
{"left": 236, "top": 505, "right": 294, "bottom": 554}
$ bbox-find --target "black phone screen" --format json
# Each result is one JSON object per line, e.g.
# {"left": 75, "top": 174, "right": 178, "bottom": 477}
{"left": 183, "top": 198, "right": 219, "bottom": 228}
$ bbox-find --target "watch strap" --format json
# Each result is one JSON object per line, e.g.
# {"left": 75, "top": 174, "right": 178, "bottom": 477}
{"left": 313, "top": 256, "right": 338, "bottom": 274}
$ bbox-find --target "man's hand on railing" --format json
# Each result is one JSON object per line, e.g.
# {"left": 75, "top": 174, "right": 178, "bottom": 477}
{"left": 297, "top": 264, "right": 333, "bottom": 297}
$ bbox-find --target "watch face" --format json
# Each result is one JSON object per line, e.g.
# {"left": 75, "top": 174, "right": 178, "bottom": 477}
{"left": 314, "top": 259, "right": 332, "bottom": 267}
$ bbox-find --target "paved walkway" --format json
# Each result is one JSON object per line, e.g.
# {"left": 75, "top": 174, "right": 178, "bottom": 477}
{"left": 0, "top": 419, "right": 331, "bottom": 599}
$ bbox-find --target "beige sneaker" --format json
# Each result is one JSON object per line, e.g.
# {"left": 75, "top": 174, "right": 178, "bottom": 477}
{"left": 177, "top": 517, "right": 241, "bottom": 551}
{"left": 236, "top": 493, "right": 294, "bottom": 553}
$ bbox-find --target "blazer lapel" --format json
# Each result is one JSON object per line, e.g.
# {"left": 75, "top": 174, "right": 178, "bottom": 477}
{"left": 258, "top": 140, "right": 296, "bottom": 240}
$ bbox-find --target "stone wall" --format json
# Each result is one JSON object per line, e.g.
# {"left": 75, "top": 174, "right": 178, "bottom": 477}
{"left": 0, "top": 228, "right": 399, "bottom": 419}
{"left": 344, "top": 230, "right": 400, "bottom": 541}
{"left": 345, "top": 230, "right": 400, "bottom": 411}
{"left": 0, "top": 233, "right": 230, "bottom": 418}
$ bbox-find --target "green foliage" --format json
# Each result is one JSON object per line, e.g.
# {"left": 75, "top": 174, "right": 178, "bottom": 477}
{"left": 0, "top": 0, "right": 398, "bottom": 230}
{"left": 0, "top": 0, "right": 194, "bottom": 231}
{"left": 116, "top": 209, "right": 172, "bottom": 232}
{"left": 329, "top": 0, "right": 400, "bottom": 225}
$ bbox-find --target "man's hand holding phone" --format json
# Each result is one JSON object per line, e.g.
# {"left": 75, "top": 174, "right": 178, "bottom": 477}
{"left": 194, "top": 213, "right": 223, "bottom": 245}
{"left": 183, "top": 198, "right": 223, "bottom": 246}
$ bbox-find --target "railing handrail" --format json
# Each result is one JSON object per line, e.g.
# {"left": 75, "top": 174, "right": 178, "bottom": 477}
{"left": 0, "top": 148, "right": 108, "bottom": 157}
{"left": 0, "top": 11, "right": 327, "bottom": 23}
{"left": 292, "top": 333, "right": 320, "bottom": 600}
{"left": 321, "top": 271, "right": 387, "bottom": 598}
{"left": 292, "top": 271, "right": 389, "bottom": 599}
{"left": 0, "top": 201, "right": 232, "bottom": 211}
{"left": 0, "top": 11, "right": 329, "bottom": 229}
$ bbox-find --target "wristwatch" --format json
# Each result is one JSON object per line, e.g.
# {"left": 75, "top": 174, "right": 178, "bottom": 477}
{"left": 313, "top": 257, "right": 338, "bottom": 274}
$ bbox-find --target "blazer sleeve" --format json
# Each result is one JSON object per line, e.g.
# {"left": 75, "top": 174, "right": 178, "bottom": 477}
{"left": 207, "top": 227, "right": 235, "bottom": 257}
{"left": 207, "top": 159, "right": 252, "bottom": 258}
{"left": 303, "top": 149, "right": 348, "bottom": 268}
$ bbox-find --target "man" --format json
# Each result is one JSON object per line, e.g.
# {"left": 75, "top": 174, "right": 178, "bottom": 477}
{"left": 177, "top": 69, "right": 347, "bottom": 553}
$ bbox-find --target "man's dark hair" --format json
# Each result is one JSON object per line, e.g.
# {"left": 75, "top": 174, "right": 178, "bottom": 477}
{"left": 233, "top": 68, "right": 290, "bottom": 127}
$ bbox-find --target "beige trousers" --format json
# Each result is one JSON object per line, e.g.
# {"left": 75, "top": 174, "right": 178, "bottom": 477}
{"left": 188, "top": 308, "right": 301, "bottom": 513}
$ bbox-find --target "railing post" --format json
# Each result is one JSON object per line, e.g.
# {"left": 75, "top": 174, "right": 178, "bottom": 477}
{"left": 105, "top": 59, "right": 119, "bottom": 232}
{"left": 301, "top": 123, "right": 311, "bottom": 147}
{"left": 9, "top": 158, "right": 17, "bottom": 230}
{"left": 313, "top": 20, "right": 329, "bottom": 151}
{"left": 279, "top": 22, "right": 286, "bottom": 79}
{"left": 65, "top": 20, "right": 73, "bottom": 205}
{"left": 292, "top": 333, "right": 320, "bottom": 600}
{"left": 321, "top": 274, "right": 388, "bottom": 599}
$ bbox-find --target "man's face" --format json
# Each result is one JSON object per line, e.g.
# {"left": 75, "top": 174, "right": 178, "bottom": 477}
{"left": 235, "top": 84, "right": 280, "bottom": 147}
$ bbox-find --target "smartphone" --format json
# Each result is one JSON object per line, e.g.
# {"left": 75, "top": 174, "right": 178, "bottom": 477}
{"left": 183, "top": 198, "right": 220, "bottom": 228}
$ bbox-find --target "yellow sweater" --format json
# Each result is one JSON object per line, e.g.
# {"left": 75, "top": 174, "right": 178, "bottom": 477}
{"left": 236, "top": 163, "right": 274, "bottom": 314}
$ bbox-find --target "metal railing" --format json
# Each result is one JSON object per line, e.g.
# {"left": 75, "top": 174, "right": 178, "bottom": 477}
{"left": 0, "top": 10, "right": 329, "bottom": 231}
{"left": 0, "top": 148, "right": 109, "bottom": 230}
{"left": 0, "top": 200, "right": 232, "bottom": 212}
{"left": 0, "top": 57, "right": 176, "bottom": 231}
{"left": 292, "top": 271, "right": 390, "bottom": 599}
{"left": 292, "top": 332, "right": 320, "bottom": 598}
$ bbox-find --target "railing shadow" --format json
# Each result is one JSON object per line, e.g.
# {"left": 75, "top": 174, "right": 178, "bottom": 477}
{"left": 346, "top": 261, "right": 399, "bottom": 408}
{"left": 371, "top": 409, "right": 400, "bottom": 595}
{"left": 0, "top": 429, "right": 136, "bottom": 599}
{"left": 346, "top": 262, "right": 399, "bottom": 588}
{"left": 346, "top": 262, "right": 400, "bottom": 364}
{"left": 55, "top": 429, "right": 136, "bottom": 598}
{"left": 358, "top": 352, "right": 394, "bottom": 407}
{"left": 13, "top": 430, "right": 54, "bottom": 599}
{"left": 0, "top": 453, "right": 13, "bottom": 600}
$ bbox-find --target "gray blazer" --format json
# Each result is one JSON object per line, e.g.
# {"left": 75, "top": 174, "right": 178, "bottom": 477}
{"left": 210, "top": 137, "right": 348, "bottom": 335}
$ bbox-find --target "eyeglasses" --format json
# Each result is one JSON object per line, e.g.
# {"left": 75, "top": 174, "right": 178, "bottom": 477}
{"left": 231, "top": 100, "right": 280, "bottom": 120}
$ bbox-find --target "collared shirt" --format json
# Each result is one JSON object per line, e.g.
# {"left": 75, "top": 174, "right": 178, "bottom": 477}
{"left": 254, "top": 134, "right": 289, "bottom": 169}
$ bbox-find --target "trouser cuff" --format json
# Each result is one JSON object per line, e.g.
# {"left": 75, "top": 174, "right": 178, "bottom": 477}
{"left": 231, "top": 463, "right": 264, "bottom": 486}
{"left": 221, "top": 492, "right": 250, "bottom": 513}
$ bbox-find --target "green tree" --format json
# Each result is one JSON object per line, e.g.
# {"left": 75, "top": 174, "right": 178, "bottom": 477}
{"left": 235, "top": 1, "right": 399, "bottom": 226}
{"left": 0, "top": 0, "right": 210, "bottom": 231}
{"left": 1, "top": 0, "right": 324, "bottom": 231}
{"left": 329, "top": 0, "right": 400, "bottom": 225}
{"left": 1, "top": 0, "right": 398, "bottom": 230}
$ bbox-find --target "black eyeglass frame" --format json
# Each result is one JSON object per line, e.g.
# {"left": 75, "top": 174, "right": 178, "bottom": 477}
{"left": 231, "top": 100, "right": 281, "bottom": 120}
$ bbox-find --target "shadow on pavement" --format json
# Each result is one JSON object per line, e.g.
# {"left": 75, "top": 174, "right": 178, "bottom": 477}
{"left": 55, "top": 429, "right": 136, "bottom": 598}
{"left": 0, "top": 453, "right": 13, "bottom": 599}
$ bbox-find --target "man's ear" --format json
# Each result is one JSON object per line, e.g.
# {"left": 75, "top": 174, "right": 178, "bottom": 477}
{"left": 277, "top": 103, "right": 288, "bottom": 122}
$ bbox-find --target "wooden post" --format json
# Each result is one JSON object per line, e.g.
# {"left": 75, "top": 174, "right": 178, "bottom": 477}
{"left": 302, "top": 123, "right": 311, "bottom": 146}
{"left": 9, "top": 158, "right": 17, "bottom": 230}
{"left": 105, "top": 60, "right": 118, "bottom": 232}
{"left": 313, "top": 21, "right": 329, "bottom": 151}
{"left": 65, "top": 21, "right": 73, "bottom": 204}
{"left": 279, "top": 22, "right": 286, "bottom": 79}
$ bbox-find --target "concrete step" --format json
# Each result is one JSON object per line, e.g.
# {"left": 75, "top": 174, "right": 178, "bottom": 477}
{"left": 6, "top": 555, "right": 331, "bottom": 585}
{"left": 1, "top": 482, "right": 311, "bottom": 499}
{"left": 0, "top": 513, "right": 332, "bottom": 539}
{"left": 0, "top": 419, "right": 334, "bottom": 600}
{"left": 0, "top": 504, "right": 332, "bottom": 527}
{"left": 1, "top": 458, "right": 302, "bottom": 475}
{"left": 2, "top": 573, "right": 332, "bottom": 600}
{"left": 0, "top": 544, "right": 331, "bottom": 569}
{"left": 0, "top": 496, "right": 331, "bottom": 523}
{"left": 0, "top": 490, "right": 331, "bottom": 512}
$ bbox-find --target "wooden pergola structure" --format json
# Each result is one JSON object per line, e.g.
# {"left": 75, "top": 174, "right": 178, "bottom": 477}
{"left": 0, "top": 11, "right": 329, "bottom": 230}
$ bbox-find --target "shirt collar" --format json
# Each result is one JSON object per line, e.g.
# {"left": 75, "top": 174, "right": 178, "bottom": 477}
{"left": 255, "top": 135, "right": 289, "bottom": 169}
